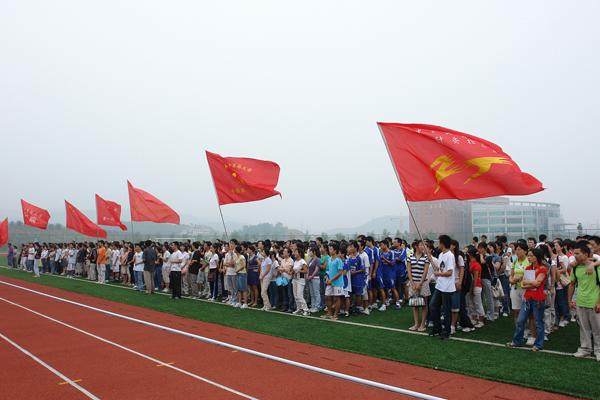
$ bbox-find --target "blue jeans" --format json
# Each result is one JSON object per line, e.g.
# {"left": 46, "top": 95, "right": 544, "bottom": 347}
{"left": 26, "top": 260, "right": 33, "bottom": 272}
{"left": 499, "top": 275, "right": 510, "bottom": 313}
{"left": 154, "top": 265, "right": 162, "bottom": 289}
{"left": 319, "top": 275, "right": 327, "bottom": 309}
{"left": 512, "top": 299, "right": 545, "bottom": 349}
{"left": 50, "top": 260, "right": 56, "bottom": 274}
{"left": 268, "top": 281, "right": 278, "bottom": 308}
{"left": 286, "top": 282, "right": 295, "bottom": 311}
{"left": 555, "top": 288, "right": 570, "bottom": 321}
{"left": 134, "top": 271, "right": 145, "bottom": 291}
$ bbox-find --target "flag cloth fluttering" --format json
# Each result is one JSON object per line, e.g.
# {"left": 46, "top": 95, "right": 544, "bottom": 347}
{"left": 0, "top": 218, "right": 8, "bottom": 247}
{"left": 206, "top": 150, "right": 281, "bottom": 206}
{"left": 96, "top": 194, "right": 127, "bottom": 231}
{"left": 65, "top": 200, "right": 107, "bottom": 238}
{"left": 127, "top": 181, "right": 180, "bottom": 224}
{"left": 21, "top": 199, "right": 51, "bottom": 229}
{"left": 378, "top": 123, "right": 544, "bottom": 202}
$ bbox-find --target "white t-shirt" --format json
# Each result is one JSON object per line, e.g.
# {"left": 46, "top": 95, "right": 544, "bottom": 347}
{"left": 27, "top": 248, "right": 35, "bottom": 261}
{"left": 209, "top": 253, "right": 219, "bottom": 270}
{"left": 270, "top": 260, "right": 280, "bottom": 282}
{"left": 163, "top": 250, "right": 171, "bottom": 268}
{"left": 293, "top": 259, "right": 306, "bottom": 278}
{"left": 180, "top": 252, "right": 190, "bottom": 272}
{"left": 435, "top": 250, "right": 456, "bottom": 293}
{"left": 225, "top": 252, "right": 236, "bottom": 276}
{"left": 359, "top": 251, "right": 371, "bottom": 276}
{"left": 169, "top": 250, "right": 182, "bottom": 272}
{"left": 133, "top": 251, "right": 144, "bottom": 272}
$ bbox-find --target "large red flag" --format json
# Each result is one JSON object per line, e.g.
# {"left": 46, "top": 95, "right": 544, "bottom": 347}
{"left": 206, "top": 151, "right": 281, "bottom": 206}
{"left": 21, "top": 199, "right": 51, "bottom": 229}
{"left": 65, "top": 201, "right": 107, "bottom": 238}
{"left": 378, "top": 123, "right": 544, "bottom": 202}
{"left": 96, "top": 194, "right": 127, "bottom": 231}
{"left": 0, "top": 218, "right": 8, "bottom": 247}
{"left": 127, "top": 181, "right": 180, "bottom": 224}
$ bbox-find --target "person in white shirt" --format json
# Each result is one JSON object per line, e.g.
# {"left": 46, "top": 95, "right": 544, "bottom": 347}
{"left": 208, "top": 243, "right": 220, "bottom": 301}
{"left": 133, "top": 244, "right": 145, "bottom": 291}
{"left": 224, "top": 241, "right": 238, "bottom": 305}
{"left": 292, "top": 247, "right": 309, "bottom": 315}
{"left": 168, "top": 243, "right": 183, "bottom": 299}
{"left": 429, "top": 235, "right": 456, "bottom": 339}
{"left": 161, "top": 244, "right": 171, "bottom": 292}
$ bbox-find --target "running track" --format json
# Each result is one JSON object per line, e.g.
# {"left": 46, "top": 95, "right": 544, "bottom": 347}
{"left": 0, "top": 276, "right": 574, "bottom": 400}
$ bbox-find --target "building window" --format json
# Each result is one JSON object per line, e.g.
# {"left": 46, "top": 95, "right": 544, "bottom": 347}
{"left": 489, "top": 211, "right": 505, "bottom": 216}
{"left": 506, "top": 217, "right": 523, "bottom": 224}
{"left": 489, "top": 217, "right": 506, "bottom": 225}
{"left": 473, "top": 218, "right": 488, "bottom": 225}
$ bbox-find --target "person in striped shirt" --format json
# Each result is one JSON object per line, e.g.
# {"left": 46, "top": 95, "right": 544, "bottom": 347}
{"left": 407, "top": 240, "right": 430, "bottom": 332}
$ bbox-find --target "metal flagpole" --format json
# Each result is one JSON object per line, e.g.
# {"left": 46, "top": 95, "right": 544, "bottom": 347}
{"left": 377, "top": 123, "right": 425, "bottom": 244}
{"left": 206, "top": 154, "right": 230, "bottom": 241}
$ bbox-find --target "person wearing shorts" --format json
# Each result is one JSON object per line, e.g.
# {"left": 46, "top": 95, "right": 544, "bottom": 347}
{"left": 234, "top": 245, "right": 248, "bottom": 309}
{"left": 510, "top": 242, "right": 530, "bottom": 322}
{"left": 322, "top": 243, "right": 345, "bottom": 320}
{"left": 379, "top": 239, "right": 399, "bottom": 311}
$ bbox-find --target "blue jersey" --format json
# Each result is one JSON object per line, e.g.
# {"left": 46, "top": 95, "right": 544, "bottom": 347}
{"left": 394, "top": 248, "right": 407, "bottom": 273}
{"left": 380, "top": 250, "right": 395, "bottom": 269}
{"left": 347, "top": 255, "right": 365, "bottom": 287}
{"left": 326, "top": 257, "right": 344, "bottom": 287}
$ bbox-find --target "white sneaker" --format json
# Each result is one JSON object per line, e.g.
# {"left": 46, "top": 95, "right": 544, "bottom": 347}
{"left": 240, "top": 304, "right": 248, "bottom": 309}
{"left": 450, "top": 326, "right": 456, "bottom": 335}
{"left": 162, "top": 288, "right": 169, "bottom": 293}
{"left": 526, "top": 337, "right": 535, "bottom": 346}
{"left": 378, "top": 304, "right": 387, "bottom": 312}
{"left": 361, "top": 309, "right": 370, "bottom": 315}
{"left": 559, "top": 320, "right": 568, "bottom": 328}
{"left": 233, "top": 303, "right": 241, "bottom": 308}
{"left": 570, "top": 316, "right": 577, "bottom": 322}
{"left": 574, "top": 351, "right": 590, "bottom": 358}
{"left": 502, "top": 312, "right": 508, "bottom": 317}
{"left": 292, "top": 309, "right": 302, "bottom": 315}
{"left": 474, "top": 321, "right": 484, "bottom": 328}
{"left": 395, "top": 301, "right": 401, "bottom": 309}
{"left": 462, "top": 327, "right": 474, "bottom": 333}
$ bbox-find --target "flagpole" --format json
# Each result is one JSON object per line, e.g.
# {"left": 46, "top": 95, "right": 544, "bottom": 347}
{"left": 377, "top": 123, "right": 425, "bottom": 243}
{"left": 206, "top": 154, "right": 230, "bottom": 241}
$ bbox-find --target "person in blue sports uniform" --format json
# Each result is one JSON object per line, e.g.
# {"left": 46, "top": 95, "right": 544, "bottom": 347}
{"left": 393, "top": 238, "right": 409, "bottom": 307}
{"left": 347, "top": 241, "right": 365, "bottom": 314}
{"left": 365, "top": 236, "right": 380, "bottom": 310}
{"left": 339, "top": 245, "right": 352, "bottom": 317}
{"left": 378, "top": 239, "right": 399, "bottom": 311}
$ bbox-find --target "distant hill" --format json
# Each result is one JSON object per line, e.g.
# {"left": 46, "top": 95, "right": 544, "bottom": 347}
{"left": 326, "top": 215, "right": 409, "bottom": 236}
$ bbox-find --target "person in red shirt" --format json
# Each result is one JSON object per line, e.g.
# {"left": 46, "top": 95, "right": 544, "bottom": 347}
{"left": 507, "top": 248, "right": 547, "bottom": 351}
{"left": 466, "top": 247, "right": 485, "bottom": 328}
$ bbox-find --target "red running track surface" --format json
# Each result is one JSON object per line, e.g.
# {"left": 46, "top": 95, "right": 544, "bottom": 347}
{"left": 0, "top": 276, "right": 575, "bottom": 400}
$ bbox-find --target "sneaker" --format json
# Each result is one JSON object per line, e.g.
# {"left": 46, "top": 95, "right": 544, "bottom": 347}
{"left": 570, "top": 316, "right": 577, "bottom": 322}
{"left": 573, "top": 351, "right": 590, "bottom": 358}
{"left": 462, "top": 327, "right": 474, "bottom": 333}
{"left": 450, "top": 326, "right": 456, "bottom": 335}
{"left": 474, "top": 321, "right": 484, "bottom": 328}
{"left": 502, "top": 312, "right": 508, "bottom": 317}
{"left": 162, "top": 288, "right": 169, "bottom": 293}
{"left": 240, "top": 304, "right": 248, "bottom": 309}
{"left": 292, "top": 309, "right": 302, "bottom": 315}
{"left": 385, "top": 299, "right": 391, "bottom": 306}
{"left": 526, "top": 337, "right": 535, "bottom": 346}
{"left": 378, "top": 304, "right": 387, "bottom": 312}
{"left": 395, "top": 301, "right": 402, "bottom": 309}
{"left": 302, "top": 311, "right": 310, "bottom": 316}
{"left": 559, "top": 320, "right": 568, "bottom": 328}
{"left": 208, "top": 298, "right": 215, "bottom": 302}
{"left": 234, "top": 303, "right": 241, "bottom": 308}
{"left": 361, "top": 309, "right": 370, "bottom": 316}
{"left": 544, "top": 335, "right": 549, "bottom": 341}
{"left": 344, "top": 311, "right": 349, "bottom": 317}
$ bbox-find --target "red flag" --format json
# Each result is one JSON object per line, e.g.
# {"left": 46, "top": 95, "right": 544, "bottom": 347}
{"left": 0, "top": 218, "right": 8, "bottom": 247}
{"left": 127, "top": 181, "right": 180, "bottom": 224}
{"left": 378, "top": 123, "right": 544, "bottom": 202}
{"left": 206, "top": 151, "right": 281, "bottom": 206}
{"left": 65, "top": 201, "right": 107, "bottom": 238}
{"left": 96, "top": 194, "right": 127, "bottom": 231}
{"left": 21, "top": 199, "right": 51, "bottom": 229}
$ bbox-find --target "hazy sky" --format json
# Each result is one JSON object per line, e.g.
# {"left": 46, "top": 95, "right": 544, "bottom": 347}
{"left": 1, "top": 1, "right": 599, "bottom": 232}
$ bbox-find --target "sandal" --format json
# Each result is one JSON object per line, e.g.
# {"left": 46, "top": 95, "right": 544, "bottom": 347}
{"left": 408, "top": 325, "right": 418, "bottom": 331}
{"left": 417, "top": 326, "right": 427, "bottom": 332}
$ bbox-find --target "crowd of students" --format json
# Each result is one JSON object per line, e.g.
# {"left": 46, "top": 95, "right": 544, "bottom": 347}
{"left": 4, "top": 233, "right": 600, "bottom": 360}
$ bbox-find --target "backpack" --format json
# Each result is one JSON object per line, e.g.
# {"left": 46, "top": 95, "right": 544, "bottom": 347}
{"left": 462, "top": 259, "right": 473, "bottom": 293}
{"left": 572, "top": 264, "right": 600, "bottom": 287}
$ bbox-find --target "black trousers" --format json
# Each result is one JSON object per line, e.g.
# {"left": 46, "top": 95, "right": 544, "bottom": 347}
{"left": 170, "top": 271, "right": 182, "bottom": 298}
{"left": 430, "top": 290, "right": 453, "bottom": 336}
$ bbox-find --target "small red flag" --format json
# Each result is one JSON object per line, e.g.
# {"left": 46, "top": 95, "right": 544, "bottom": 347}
{"left": 378, "top": 123, "right": 544, "bottom": 202}
{"left": 127, "top": 181, "right": 180, "bottom": 224}
{"left": 206, "top": 151, "right": 281, "bottom": 206}
{"left": 21, "top": 199, "right": 51, "bottom": 229}
{"left": 96, "top": 194, "right": 127, "bottom": 231}
{"left": 65, "top": 200, "right": 107, "bottom": 238}
{"left": 0, "top": 218, "right": 8, "bottom": 247}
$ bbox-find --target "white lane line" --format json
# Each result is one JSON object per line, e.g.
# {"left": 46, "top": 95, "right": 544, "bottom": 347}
{"left": 0, "top": 279, "right": 445, "bottom": 400}
{"left": 0, "top": 296, "right": 256, "bottom": 400}
{"left": 0, "top": 331, "right": 101, "bottom": 400}
{"left": 0, "top": 266, "right": 579, "bottom": 358}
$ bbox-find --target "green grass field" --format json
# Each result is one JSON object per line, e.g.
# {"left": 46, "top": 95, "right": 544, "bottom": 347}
{"left": 0, "top": 265, "right": 598, "bottom": 399}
